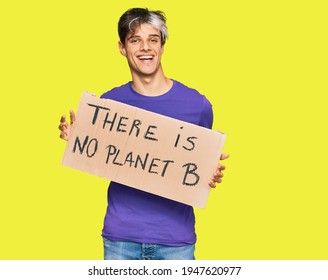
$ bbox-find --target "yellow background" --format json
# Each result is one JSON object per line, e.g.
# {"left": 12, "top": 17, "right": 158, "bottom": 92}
{"left": 1, "top": 0, "right": 327, "bottom": 259}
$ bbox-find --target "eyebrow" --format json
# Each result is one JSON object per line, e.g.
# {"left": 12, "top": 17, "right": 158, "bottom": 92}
{"left": 127, "top": 34, "right": 160, "bottom": 40}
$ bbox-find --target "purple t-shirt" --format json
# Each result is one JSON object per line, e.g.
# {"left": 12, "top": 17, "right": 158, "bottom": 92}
{"left": 101, "top": 80, "right": 213, "bottom": 246}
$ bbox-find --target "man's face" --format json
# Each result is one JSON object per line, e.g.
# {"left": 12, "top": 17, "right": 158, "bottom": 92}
{"left": 119, "top": 23, "right": 164, "bottom": 77}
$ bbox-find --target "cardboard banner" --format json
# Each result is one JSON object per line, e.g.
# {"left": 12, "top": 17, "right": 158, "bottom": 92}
{"left": 62, "top": 93, "right": 226, "bottom": 208}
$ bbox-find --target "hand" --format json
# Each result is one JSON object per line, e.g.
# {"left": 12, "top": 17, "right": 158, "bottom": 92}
{"left": 58, "top": 110, "right": 76, "bottom": 141}
{"left": 208, "top": 153, "right": 230, "bottom": 188}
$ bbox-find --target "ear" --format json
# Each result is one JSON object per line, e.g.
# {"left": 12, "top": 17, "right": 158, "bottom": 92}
{"left": 118, "top": 41, "right": 126, "bottom": 56}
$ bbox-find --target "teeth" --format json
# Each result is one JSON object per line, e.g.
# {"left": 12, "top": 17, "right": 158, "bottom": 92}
{"left": 139, "top": 56, "right": 153, "bottom": 60}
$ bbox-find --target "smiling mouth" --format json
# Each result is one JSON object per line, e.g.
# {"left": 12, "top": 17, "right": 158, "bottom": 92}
{"left": 138, "top": 55, "right": 154, "bottom": 61}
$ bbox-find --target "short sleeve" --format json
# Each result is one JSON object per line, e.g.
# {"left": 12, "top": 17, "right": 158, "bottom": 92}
{"left": 199, "top": 96, "right": 214, "bottom": 129}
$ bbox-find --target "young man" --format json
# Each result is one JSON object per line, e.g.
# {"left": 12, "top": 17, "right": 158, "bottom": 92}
{"left": 59, "top": 8, "right": 229, "bottom": 260}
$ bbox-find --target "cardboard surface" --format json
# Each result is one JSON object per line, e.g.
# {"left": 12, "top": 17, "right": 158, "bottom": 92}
{"left": 62, "top": 93, "right": 226, "bottom": 208}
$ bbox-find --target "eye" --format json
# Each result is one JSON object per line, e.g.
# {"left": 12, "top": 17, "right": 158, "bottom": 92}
{"left": 129, "top": 38, "right": 140, "bottom": 44}
{"left": 150, "top": 38, "right": 159, "bottom": 44}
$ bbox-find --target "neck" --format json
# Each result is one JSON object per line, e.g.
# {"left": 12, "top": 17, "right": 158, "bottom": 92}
{"left": 131, "top": 67, "right": 173, "bottom": 96}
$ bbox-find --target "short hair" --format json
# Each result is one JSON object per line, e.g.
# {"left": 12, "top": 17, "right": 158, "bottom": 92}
{"left": 118, "top": 8, "right": 168, "bottom": 46}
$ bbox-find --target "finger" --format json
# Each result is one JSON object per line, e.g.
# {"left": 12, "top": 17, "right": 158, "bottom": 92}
{"left": 208, "top": 180, "right": 216, "bottom": 188}
{"left": 60, "top": 114, "right": 66, "bottom": 123}
{"left": 220, "top": 153, "right": 230, "bottom": 160}
{"left": 209, "top": 174, "right": 223, "bottom": 187}
{"left": 213, "top": 171, "right": 224, "bottom": 179}
{"left": 60, "top": 131, "right": 68, "bottom": 141}
{"left": 212, "top": 175, "right": 223, "bottom": 183}
{"left": 218, "top": 164, "right": 226, "bottom": 171}
{"left": 58, "top": 121, "right": 68, "bottom": 131}
{"left": 209, "top": 177, "right": 222, "bottom": 188}
{"left": 70, "top": 110, "right": 76, "bottom": 124}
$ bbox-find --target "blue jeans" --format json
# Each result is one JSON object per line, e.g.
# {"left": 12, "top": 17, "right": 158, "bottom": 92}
{"left": 103, "top": 238, "right": 195, "bottom": 260}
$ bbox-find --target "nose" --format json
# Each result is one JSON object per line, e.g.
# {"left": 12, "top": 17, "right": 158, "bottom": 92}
{"left": 141, "top": 41, "right": 151, "bottom": 51}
